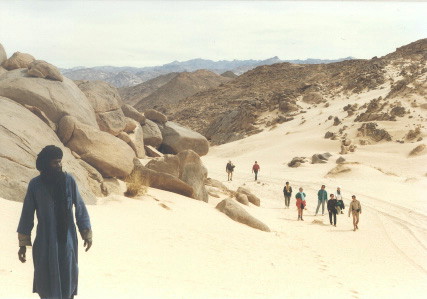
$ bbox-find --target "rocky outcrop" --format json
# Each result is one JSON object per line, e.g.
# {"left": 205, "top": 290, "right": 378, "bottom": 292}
{"left": 357, "top": 123, "right": 392, "bottom": 142}
{"left": 204, "top": 108, "right": 256, "bottom": 145}
{"left": 145, "top": 154, "right": 180, "bottom": 177}
{"left": 78, "top": 159, "right": 109, "bottom": 197}
{"left": 128, "top": 123, "right": 145, "bottom": 158}
{"left": 131, "top": 164, "right": 194, "bottom": 198}
{"left": 340, "top": 139, "right": 356, "bottom": 155}
{"left": 205, "top": 178, "right": 231, "bottom": 193}
{"left": 123, "top": 118, "right": 138, "bottom": 133}
{"left": 75, "top": 80, "right": 126, "bottom": 135}
{"left": 312, "top": 153, "right": 331, "bottom": 164}
{"left": 354, "top": 97, "right": 396, "bottom": 122}
{"left": 288, "top": 157, "right": 307, "bottom": 168}
{"left": 58, "top": 116, "right": 135, "bottom": 178}
{"left": 355, "top": 112, "right": 395, "bottom": 122}
{"left": 333, "top": 117, "right": 341, "bottom": 126}
{"left": 0, "top": 69, "right": 98, "bottom": 127}
{"left": 144, "top": 109, "right": 167, "bottom": 124}
{"left": 216, "top": 198, "right": 270, "bottom": 232}
{"left": 23, "top": 104, "right": 56, "bottom": 131}
{"left": 0, "top": 43, "right": 6, "bottom": 65}
{"left": 236, "top": 187, "right": 261, "bottom": 206}
{"left": 145, "top": 150, "right": 208, "bottom": 202}
{"left": 0, "top": 96, "right": 97, "bottom": 204}
{"left": 142, "top": 119, "right": 163, "bottom": 148}
{"left": 409, "top": 144, "right": 426, "bottom": 157}
{"left": 1, "top": 51, "right": 35, "bottom": 70}
{"left": 159, "top": 121, "right": 209, "bottom": 156}
{"left": 27, "top": 60, "right": 63, "bottom": 81}
{"left": 144, "top": 145, "right": 163, "bottom": 157}
{"left": 336, "top": 156, "right": 346, "bottom": 164}
{"left": 235, "top": 193, "right": 250, "bottom": 205}
{"left": 176, "top": 150, "right": 209, "bottom": 202}
{"left": 302, "top": 92, "right": 324, "bottom": 104}
{"left": 121, "top": 104, "right": 146, "bottom": 124}
{"left": 325, "top": 164, "right": 351, "bottom": 177}
{"left": 279, "top": 100, "right": 299, "bottom": 113}
{"left": 405, "top": 126, "right": 421, "bottom": 141}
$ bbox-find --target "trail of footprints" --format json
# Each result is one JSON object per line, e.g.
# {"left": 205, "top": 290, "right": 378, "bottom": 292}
{"left": 312, "top": 252, "right": 360, "bottom": 298}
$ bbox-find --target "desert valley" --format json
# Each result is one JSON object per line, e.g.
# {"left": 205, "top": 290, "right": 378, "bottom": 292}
{"left": 0, "top": 38, "right": 426, "bottom": 298}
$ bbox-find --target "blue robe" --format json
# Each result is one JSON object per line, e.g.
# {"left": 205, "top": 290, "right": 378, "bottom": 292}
{"left": 17, "top": 173, "right": 91, "bottom": 299}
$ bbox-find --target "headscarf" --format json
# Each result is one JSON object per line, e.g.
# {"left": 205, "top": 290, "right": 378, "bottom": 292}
{"left": 37, "top": 145, "right": 68, "bottom": 244}
{"left": 36, "top": 145, "right": 63, "bottom": 172}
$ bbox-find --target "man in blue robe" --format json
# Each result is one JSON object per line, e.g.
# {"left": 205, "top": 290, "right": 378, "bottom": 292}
{"left": 17, "top": 145, "right": 92, "bottom": 299}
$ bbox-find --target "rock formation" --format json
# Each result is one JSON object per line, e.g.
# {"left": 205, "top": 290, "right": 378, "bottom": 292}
{"left": 0, "top": 69, "right": 98, "bottom": 127}
{"left": 144, "top": 109, "right": 168, "bottom": 124}
{"left": 131, "top": 164, "right": 194, "bottom": 198}
{"left": 216, "top": 198, "right": 270, "bottom": 232}
{"left": 75, "top": 80, "right": 126, "bottom": 135}
{"left": 145, "top": 150, "right": 208, "bottom": 202}
{"left": 121, "top": 104, "right": 146, "bottom": 124}
{"left": 357, "top": 123, "right": 392, "bottom": 142}
{"left": 236, "top": 187, "right": 261, "bottom": 206}
{"left": 0, "top": 43, "right": 7, "bottom": 65}
{"left": 159, "top": 121, "right": 209, "bottom": 156}
{"left": 0, "top": 96, "right": 97, "bottom": 204}
{"left": 27, "top": 60, "right": 64, "bottom": 81}
{"left": 1, "top": 51, "right": 35, "bottom": 70}
{"left": 58, "top": 116, "right": 135, "bottom": 178}
{"left": 142, "top": 119, "right": 163, "bottom": 148}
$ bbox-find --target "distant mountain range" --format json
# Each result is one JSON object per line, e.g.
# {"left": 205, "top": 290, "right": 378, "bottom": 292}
{"left": 61, "top": 56, "right": 354, "bottom": 87}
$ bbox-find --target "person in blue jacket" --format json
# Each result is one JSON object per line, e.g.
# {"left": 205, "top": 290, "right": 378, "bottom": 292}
{"left": 315, "top": 184, "right": 328, "bottom": 216}
{"left": 17, "top": 145, "right": 92, "bottom": 299}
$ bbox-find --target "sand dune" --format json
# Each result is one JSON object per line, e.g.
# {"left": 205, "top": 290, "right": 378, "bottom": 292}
{"left": 1, "top": 89, "right": 426, "bottom": 298}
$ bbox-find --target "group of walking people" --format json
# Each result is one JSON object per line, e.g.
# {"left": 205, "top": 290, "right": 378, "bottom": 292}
{"left": 225, "top": 161, "right": 362, "bottom": 231}
{"left": 283, "top": 183, "right": 362, "bottom": 231}
{"left": 226, "top": 160, "right": 260, "bottom": 181}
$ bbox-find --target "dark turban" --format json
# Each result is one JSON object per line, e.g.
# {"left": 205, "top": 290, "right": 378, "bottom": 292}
{"left": 36, "top": 145, "right": 63, "bottom": 172}
{"left": 37, "top": 145, "right": 68, "bottom": 243}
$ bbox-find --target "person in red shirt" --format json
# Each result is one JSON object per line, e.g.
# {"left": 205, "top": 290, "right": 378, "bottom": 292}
{"left": 252, "top": 161, "right": 260, "bottom": 181}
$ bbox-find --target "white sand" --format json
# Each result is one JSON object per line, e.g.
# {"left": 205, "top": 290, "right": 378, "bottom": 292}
{"left": 1, "top": 89, "right": 426, "bottom": 298}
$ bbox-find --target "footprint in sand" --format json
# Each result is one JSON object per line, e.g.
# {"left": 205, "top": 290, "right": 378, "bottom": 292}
{"left": 350, "top": 289, "right": 359, "bottom": 299}
{"left": 319, "top": 264, "right": 328, "bottom": 271}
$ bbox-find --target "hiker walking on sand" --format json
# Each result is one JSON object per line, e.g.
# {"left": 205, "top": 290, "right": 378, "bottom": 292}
{"left": 296, "top": 187, "right": 306, "bottom": 221}
{"left": 283, "top": 181, "right": 292, "bottom": 209}
{"left": 348, "top": 195, "right": 362, "bottom": 231}
{"left": 335, "top": 187, "right": 345, "bottom": 214}
{"left": 226, "top": 160, "right": 235, "bottom": 181}
{"left": 327, "top": 194, "right": 338, "bottom": 226}
{"left": 17, "top": 145, "right": 92, "bottom": 299}
{"left": 315, "top": 185, "right": 328, "bottom": 216}
{"left": 252, "top": 161, "right": 260, "bottom": 181}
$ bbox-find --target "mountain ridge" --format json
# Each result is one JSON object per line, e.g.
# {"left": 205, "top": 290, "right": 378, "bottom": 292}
{"left": 62, "top": 56, "right": 354, "bottom": 87}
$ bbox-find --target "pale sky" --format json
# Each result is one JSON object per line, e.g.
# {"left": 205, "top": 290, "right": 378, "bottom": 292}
{"left": 0, "top": 1, "right": 426, "bottom": 68}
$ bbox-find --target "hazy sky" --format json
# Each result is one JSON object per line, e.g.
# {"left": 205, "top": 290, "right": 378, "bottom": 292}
{"left": 0, "top": 1, "right": 426, "bottom": 68}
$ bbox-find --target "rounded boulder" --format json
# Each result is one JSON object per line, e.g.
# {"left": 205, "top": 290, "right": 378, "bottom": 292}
{"left": 58, "top": 115, "right": 135, "bottom": 178}
{"left": 159, "top": 121, "right": 209, "bottom": 156}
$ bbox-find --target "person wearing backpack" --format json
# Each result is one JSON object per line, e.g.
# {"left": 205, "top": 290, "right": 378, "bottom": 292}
{"left": 295, "top": 187, "right": 306, "bottom": 221}
{"left": 335, "top": 186, "right": 345, "bottom": 214}
{"left": 226, "top": 160, "right": 235, "bottom": 181}
{"left": 327, "top": 194, "right": 338, "bottom": 226}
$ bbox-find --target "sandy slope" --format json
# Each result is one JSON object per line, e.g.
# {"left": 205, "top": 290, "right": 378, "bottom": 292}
{"left": 1, "top": 90, "right": 426, "bottom": 298}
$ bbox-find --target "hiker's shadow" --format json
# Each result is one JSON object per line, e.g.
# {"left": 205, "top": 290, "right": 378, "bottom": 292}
{"left": 278, "top": 217, "right": 303, "bottom": 222}
{"left": 329, "top": 229, "right": 357, "bottom": 232}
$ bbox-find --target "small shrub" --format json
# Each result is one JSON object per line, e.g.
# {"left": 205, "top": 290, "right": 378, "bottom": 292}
{"left": 124, "top": 170, "right": 148, "bottom": 198}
